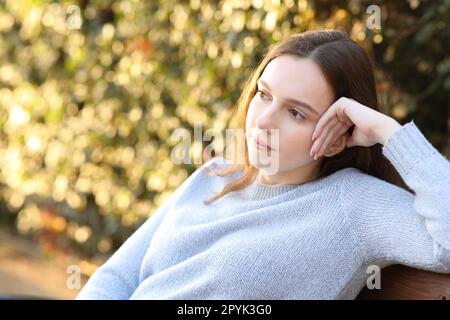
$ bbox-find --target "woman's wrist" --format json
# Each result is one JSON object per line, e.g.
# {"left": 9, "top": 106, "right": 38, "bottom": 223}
{"left": 376, "top": 118, "right": 402, "bottom": 146}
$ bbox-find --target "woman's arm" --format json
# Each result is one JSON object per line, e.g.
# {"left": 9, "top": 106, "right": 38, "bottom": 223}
{"left": 341, "top": 121, "right": 450, "bottom": 272}
{"left": 75, "top": 195, "right": 173, "bottom": 299}
{"left": 76, "top": 158, "right": 217, "bottom": 299}
{"left": 310, "top": 97, "right": 450, "bottom": 271}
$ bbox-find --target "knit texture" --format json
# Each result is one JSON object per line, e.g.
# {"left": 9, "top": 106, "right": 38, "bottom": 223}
{"left": 76, "top": 120, "right": 450, "bottom": 300}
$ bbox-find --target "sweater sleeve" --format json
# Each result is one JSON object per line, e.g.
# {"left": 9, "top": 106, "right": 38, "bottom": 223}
{"left": 341, "top": 120, "right": 450, "bottom": 273}
{"left": 75, "top": 158, "right": 218, "bottom": 299}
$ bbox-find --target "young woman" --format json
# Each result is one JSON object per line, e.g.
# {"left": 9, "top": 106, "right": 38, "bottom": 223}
{"left": 77, "top": 29, "right": 450, "bottom": 300}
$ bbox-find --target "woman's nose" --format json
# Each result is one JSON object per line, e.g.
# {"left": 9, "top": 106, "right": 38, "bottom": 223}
{"left": 255, "top": 104, "right": 279, "bottom": 130}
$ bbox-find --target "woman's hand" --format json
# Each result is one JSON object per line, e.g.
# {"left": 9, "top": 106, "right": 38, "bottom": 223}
{"left": 310, "top": 97, "right": 402, "bottom": 160}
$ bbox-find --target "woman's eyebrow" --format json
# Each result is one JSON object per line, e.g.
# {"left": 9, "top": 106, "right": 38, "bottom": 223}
{"left": 257, "top": 79, "right": 320, "bottom": 116}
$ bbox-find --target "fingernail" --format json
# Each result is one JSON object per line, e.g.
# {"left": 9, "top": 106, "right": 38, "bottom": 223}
{"left": 310, "top": 150, "right": 313, "bottom": 157}
{"left": 314, "top": 154, "right": 318, "bottom": 160}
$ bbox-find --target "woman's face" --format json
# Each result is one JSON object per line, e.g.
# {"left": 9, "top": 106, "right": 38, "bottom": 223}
{"left": 245, "top": 55, "right": 335, "bottom": 184}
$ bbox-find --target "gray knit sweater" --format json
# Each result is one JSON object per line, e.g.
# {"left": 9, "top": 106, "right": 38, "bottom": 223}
{"left": 76, "top": 120, "right": 450, "bottom": 299}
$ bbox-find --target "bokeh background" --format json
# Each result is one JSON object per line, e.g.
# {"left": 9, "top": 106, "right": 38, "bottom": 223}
{"left": 0, "top": 0, "right": 449, "bottom": 299}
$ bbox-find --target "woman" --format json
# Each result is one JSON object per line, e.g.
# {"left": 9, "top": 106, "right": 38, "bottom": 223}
{"left": 76, "top": 29, "right": 450, "bottom": 300}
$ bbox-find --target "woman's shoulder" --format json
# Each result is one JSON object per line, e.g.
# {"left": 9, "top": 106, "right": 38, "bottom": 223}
{"left": 203, "top": 155, "right": 233, "bottom": 168}
{"left": 186, "top": 156, "right": 237, "bottom": 185}
{"left": 336, "top": 166, "right": 413, "bottom": 207}
{"left": 201, "top": 156, "right": 240, "bottom": 175}
{"left": 337, "top": 166, "right": 403, "bottom": 189}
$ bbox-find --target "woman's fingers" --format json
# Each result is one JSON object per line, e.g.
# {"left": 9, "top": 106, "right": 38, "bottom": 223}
{"left": 313, "top": 98, "right": 355, "bottom": 141}
{"left": 316, "top": 128, "right": 337, "bottom": 158}
{"left": 312, "top": 97, "right": 397, "bottom": 152}
{"left": 312, "top": 104, "right": 338, "bottom": 141}
{"left": 311, "top": 120, "right": 335, "bottom": 154}
{"left": 317, "top": 122, "right": 348, "bottom": 158}
{"left": 311, "top": 121, "right": 350, "bottom": 159}
{"left": 311, "top": 121, "right": 338, "bottom": 157}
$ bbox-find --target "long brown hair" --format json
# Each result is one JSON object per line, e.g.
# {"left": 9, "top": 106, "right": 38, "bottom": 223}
{"left": 203, "top": 29, "right": 409, "bottom": 205}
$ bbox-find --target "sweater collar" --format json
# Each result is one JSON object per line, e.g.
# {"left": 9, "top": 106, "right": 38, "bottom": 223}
{"left": 238, "top": 168, "right": 354, "bottom": 201}
{"left": 239, "top": 175, "right": 306, "bottom": 201}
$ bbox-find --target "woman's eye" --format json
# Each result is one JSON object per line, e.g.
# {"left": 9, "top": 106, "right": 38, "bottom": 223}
{"left": 289, "top": 108, "right": 305, "bottom": 120}
{"left": 256, "top": 89, "right": 305, "bottom": 120}
{"left": 256, "top": 89, "right": 268, "bottom": 100}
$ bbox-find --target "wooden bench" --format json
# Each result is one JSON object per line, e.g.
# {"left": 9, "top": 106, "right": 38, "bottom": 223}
{"left": 356, "top": 265, "right": 450, "bottom": 300}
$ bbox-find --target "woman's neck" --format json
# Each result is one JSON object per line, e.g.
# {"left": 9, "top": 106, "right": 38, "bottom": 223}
{"left": 257, "top": 162, "right": 321, "bottom": 186}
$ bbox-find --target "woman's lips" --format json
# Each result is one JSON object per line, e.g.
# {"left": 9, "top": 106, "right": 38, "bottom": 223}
{"left": 251, "top": 136, "right": 273, "bottom": 150}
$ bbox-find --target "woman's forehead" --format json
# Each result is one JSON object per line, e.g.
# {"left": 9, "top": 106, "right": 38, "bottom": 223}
{"left": 260, "top": 55, "right": 334, "bottom": 112}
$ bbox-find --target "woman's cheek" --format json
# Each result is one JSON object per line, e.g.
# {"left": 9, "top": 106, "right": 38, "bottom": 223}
{"left": 282, "top": 129, "right": 312, "bottom": 158}
{"left": 246, "top": 101, "right": 258, "bottom": 126}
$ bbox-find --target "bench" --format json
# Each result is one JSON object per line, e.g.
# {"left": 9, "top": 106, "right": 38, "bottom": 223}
{"left": 356, "top": 264, "right": 450, "bottom": 300}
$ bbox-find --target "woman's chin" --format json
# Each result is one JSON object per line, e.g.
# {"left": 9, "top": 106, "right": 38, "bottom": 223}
{"left": 248, "top": 152, "right": 280, "bottom": 173}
